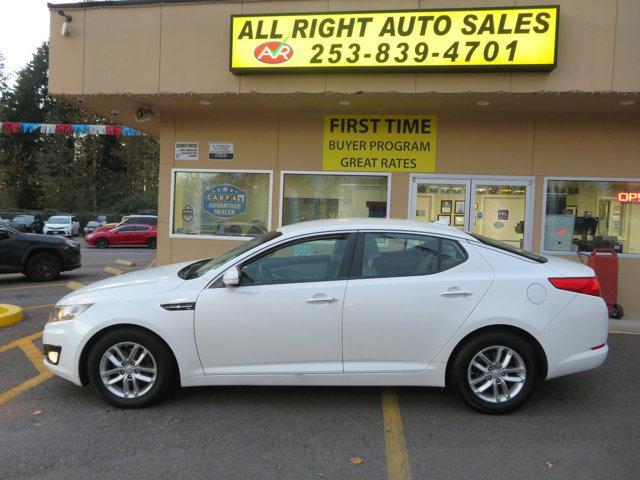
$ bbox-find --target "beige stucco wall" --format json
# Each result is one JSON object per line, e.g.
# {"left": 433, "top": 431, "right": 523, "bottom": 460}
{"left": 49, "top": 0, "right": 640, "bottom": 95}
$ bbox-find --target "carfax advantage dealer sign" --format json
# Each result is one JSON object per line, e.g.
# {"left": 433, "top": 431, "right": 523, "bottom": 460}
{"left": 230, "top": 6, "right": 558, "bottom": 74}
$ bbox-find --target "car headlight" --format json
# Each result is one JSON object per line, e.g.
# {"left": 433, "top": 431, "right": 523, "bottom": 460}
{"left": 63, "top": 239, "right": 79, "bottom": 248}
{"left": 49, "top": 304, "right": 93, "bottom": 323}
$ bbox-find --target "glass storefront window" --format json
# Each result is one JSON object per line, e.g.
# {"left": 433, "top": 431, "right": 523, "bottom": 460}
{"left": 544, "top": 179, "right": 640, "bottom": 254}
{"left": 282, "top": 173, "right": 389, "bottom": 226}
{"left": 172, "top": 170, "right": 271, "bottom": 238}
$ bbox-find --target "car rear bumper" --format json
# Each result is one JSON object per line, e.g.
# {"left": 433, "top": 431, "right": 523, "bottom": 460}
{"left": 542, "top": 294, "right": 609, "bottom": 379}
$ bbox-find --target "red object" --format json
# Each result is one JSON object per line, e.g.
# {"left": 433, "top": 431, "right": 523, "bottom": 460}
{"left": 55, "top": 124, "right": 73, "bottom": 134}
{"left": 618, "top": 192, "right": 640, "bottom": 203}
{"left": 106, "top": 125, "right": 122, "bottom": 136}
{"left": 591, "top": 342, "right": 607, "bottom": 351}
{"left": 548, "top": 277, "right": 601, "bottom": 297}
{"left": 2, "top": 122, "right": 21, "bottom": 133}
{"left": 587, "top": 248, "right": 620, "bottom": 318}
{"left": 85, "top": 224, "right": 157, "bottom": 248}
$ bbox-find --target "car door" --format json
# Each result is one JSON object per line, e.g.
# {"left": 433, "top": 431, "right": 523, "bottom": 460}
{"left": 109, "top": 226, "right": 130, "bottom": 245}
{"left": 342, "top": 231, "right": 494, "bottom": 373}
{"left": 0, "top": 228, "right": 22, "bottom": 272}
{"left": 194, "top": 233, "right": 356, "bottom": 375}
{"left": 126, "top": 226, "right": 147, "bottom": 245}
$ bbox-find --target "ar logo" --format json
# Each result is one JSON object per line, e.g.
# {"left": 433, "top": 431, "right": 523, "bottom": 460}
{"left": 254, "top": 41, "right": 294, "bottom": 64}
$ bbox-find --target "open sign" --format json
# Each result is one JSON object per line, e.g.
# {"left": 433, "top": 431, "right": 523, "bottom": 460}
{"left": 618, "top": 192, "right": 640, "bottom": 203}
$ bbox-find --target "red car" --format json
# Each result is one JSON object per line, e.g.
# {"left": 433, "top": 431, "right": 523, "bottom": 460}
{"left": 85, "top": 224, "right": 157, "bottom": 249}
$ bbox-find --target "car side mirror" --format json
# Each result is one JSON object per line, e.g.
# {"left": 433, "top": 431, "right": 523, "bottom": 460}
{"left": 222, "top": 267, "right": 240, "bottom": 287}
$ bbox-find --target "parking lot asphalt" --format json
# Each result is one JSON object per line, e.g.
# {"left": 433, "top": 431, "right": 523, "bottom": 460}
{"left": 0, "top": 243, "right": 639, "bottom": 480}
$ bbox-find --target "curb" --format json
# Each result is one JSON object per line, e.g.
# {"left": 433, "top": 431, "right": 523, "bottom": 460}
{"left": 0, "top": 304, "right": 24, "bottom": 328}
{"left": 104, "top": 266, "right": 123, "bottom": 276}
{"left": 116, "top": 259, "right": 136, "bottom": 267}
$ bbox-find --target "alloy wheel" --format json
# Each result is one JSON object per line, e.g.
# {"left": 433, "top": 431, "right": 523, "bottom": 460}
{"left": 467, "top": 345, "right": 527, "bottom": 404}
{"left": 99, "top": 342, "right": 157, "bottom": 399}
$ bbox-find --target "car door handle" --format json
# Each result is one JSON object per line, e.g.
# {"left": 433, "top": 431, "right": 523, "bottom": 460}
{"left": 306, "top": 296, "right": 338, "bottom": 304}
{"left": 441, "top": 291, "right": 473, "bottom": 297}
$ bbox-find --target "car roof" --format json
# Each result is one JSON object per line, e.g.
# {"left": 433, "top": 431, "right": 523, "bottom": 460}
{"left": 277, "top": 218, "right": 474, "bottom": 240}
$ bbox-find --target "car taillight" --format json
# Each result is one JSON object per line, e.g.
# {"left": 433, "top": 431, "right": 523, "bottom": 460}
{"left": 548, "top": 277, "right": 601, "bottom": 297}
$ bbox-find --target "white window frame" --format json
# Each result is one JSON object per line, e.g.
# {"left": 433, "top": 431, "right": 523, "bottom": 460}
{"left": 169, "top": 168, "right": 274, "bottom": 241}
{"left": 541, "top": 176, "right": 640, "bottom": 258}
{"left": 278, "top": 170, "right": 392, "bottom": 227}
{"left": 408, "top": 173, "right": 536, "bottom": 251}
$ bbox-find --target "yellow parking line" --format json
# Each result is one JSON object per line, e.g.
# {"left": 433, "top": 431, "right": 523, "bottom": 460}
{"left": 19, "top": 341, "right": 49, "bottom": 375}
{"left": 0, "top": 372, "right": 53, "bottom": 407}
{"left": 0, "top": 332, "right": 43, "bottom": 354}
{"left": 609, "top": 330, "right": 640, "bottom": 336}
{"left": 0, "top": 282, "right": 68, "bottom": 292}
{"left": 22, "top": 304, "right": 54, "bottom": 311}
{"left": 382, "top": 388, "right": 412, "bottom": 480}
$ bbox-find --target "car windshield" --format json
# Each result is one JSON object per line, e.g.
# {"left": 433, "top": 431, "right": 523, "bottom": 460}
{"left": 13, "top": 215, "right": 34, "bottom": 222}
{"left": 179, "top": 231, "right": 282, "bottom": 280}
{"left": 469, "top": 233, "right": 548, "bottom": 263}
{"left": 48, "top": 217, "right": 71, "bottom": 224}
{"left": 0, "top": 225, "right": 18, "bottom": 234}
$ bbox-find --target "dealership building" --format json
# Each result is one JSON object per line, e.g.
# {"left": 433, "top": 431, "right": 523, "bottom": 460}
{"left": 48, "top": 0, "right": 639, "bottom": 312}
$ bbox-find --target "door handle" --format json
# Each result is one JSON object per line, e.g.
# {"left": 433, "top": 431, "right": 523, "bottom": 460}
{"left": 441, "top": 291, "right": 473, "bottom": 297}
{"left": 306, "top": 296, "right": 338, "bottom": 304}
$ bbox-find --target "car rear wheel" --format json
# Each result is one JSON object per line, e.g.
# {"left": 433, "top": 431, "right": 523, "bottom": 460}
{"left": 147, "top": 238, "right": 157, "bottom": 249}
{"left": 87, "top": 328, "right": 177, "bottom": 408}
{"left": 95, "top": 238, "right": 109, "bottom": 249}
{"left": 451, "top": 331, "right": 537, "bottom": 414}
{"left": 25, "top": 252, "right": 61, "bottom": 282}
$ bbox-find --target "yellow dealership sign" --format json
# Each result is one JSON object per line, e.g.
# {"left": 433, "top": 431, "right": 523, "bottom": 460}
{"left": 323, "top": 115, "right": 437, "bottom": 173}
{"left": 230, "top": 6, "right": 558, "bottom": 74}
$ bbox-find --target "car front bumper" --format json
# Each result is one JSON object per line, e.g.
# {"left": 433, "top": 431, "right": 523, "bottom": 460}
{"left": 42, "top": 320, "right": 87, "bottom": 386}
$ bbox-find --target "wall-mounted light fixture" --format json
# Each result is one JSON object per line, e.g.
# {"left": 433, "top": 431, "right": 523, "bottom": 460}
{"left": 58, "top": 10, "right": 73, "bottom": 37}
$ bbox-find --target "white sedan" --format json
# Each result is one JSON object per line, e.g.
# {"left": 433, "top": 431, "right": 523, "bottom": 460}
{"left": 43, "top": 219, "right": 608, "bottom": 413}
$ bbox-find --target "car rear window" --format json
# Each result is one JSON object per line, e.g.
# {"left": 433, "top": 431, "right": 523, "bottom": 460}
{"left": 469, "top": 233, "right": 548, "bottom": 263}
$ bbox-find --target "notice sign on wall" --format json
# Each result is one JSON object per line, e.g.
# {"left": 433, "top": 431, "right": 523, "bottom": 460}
{"left": 323, "top": 115, "right": 437, "bottom": 173}
{"left": 209, "top": 142, "right": 234, "bottom": 160}
{"left": 230, "top": 6, "right": 558, "bottom": 74}
{"left": 175, "top": 142, "right": 199, "bottom": 160}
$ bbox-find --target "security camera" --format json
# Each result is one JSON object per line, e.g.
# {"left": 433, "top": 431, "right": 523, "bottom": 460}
{"left": 134, "top": 106, "right": 158, "bottom": 123}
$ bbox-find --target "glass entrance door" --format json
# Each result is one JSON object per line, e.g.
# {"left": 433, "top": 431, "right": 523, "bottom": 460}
{"left": 411, "top": 177, "right": 534, "bottom": 250}
{"left": 470, "top": 180, "right": 533, "bottom": 250}
{"left": 413, "top": 179, "right": 468, "bottom": 231}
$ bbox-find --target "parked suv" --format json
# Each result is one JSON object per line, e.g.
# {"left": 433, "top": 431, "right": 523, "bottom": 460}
{"left": 0, "top": 225, "right": 81, "bottom": 281}
{"left": 43, "top": 215, "right": 80, "bottom": 237}
{"left": 8, "top": 214, "right": 44, "bottom": 233}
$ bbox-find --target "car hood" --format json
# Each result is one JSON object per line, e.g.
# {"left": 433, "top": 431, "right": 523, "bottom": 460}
{"left": 60, "top": 261, "right": 192, "bottom": 304}
{"left": 18, "top": 232, "right": 65, "bottom": 245}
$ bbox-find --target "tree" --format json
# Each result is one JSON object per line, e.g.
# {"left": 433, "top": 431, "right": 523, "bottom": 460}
{"left": 0, "top": 42, "right": 159, "bottom": 215}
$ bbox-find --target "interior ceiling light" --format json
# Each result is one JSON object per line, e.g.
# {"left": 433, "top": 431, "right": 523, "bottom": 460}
{"left": 619, "top": 100, "right": 636, "bottom": 106}
{"left": 198, "top": 100, "right": 212, "bottom": 106}
{"left": 338, "top": 100, "right": 351, "bottom": 106}
{"left": 476, "top": 100, "right": 491, "bottom": 106}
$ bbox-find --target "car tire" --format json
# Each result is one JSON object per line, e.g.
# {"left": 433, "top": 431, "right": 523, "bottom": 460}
{"left": 25, "top": 252, "right": 61, "bottom": 282}
{"left": 87, "top": 328, "right": 177, "bottom": 408}
{"left": 450, "top": 331, "right": 537, "bottom": 414}
{"left": 147, "top": 238, "right": 157, "bottom": 249}
{"left": 96, "top": 238, "right": 109, "bottom": 249}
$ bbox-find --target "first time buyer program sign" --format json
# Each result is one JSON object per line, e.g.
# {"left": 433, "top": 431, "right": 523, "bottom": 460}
{"left": 323, "top": 115, "right": 437, "bottom": 173}
{"left": 230, "top": 6, "right": 558, "bottom": 74}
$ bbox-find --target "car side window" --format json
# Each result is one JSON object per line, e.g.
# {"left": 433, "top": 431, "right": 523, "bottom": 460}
{"left": 118, "top": 226, "right": 135, "bottom": 232}
{"left": 359, "top": 232, "right": 467, "bottom": 279}
{"left": 239, "top": 235, "right": 353, "bottom": 286}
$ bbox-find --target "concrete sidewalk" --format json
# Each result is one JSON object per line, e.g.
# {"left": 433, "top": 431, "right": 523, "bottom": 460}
{"left": 609, "top": 313, "right": 640, "bottom": 333}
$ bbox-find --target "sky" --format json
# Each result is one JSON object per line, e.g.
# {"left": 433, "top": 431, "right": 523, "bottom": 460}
{"left": 0, "top": 0, "right": 77, "bottom": 85}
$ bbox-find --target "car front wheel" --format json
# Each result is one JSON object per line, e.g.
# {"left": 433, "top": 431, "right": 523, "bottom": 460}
{"left": 25, "top": 252, "right": 61, "bottom": 281}
{"left": 451, "top": 331, "right": 537, "bottom": 414}
{"left": 87, "top": 328, "right": 177, "bottom": 408}
{"left": 95, "top": 238, "right": 109, "bottom": 249}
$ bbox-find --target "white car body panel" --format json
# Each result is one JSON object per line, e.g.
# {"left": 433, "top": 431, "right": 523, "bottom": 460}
{"left": 43, "top": 218, "right": 608, "bottom": 391}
